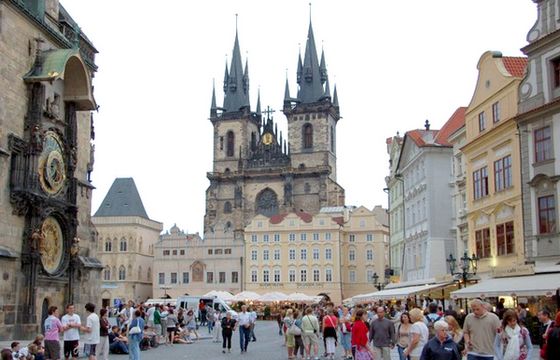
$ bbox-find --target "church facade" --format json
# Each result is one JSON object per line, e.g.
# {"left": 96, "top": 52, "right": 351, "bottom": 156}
{"left": 0, "top": 0, "right": 100, "bottom": 339}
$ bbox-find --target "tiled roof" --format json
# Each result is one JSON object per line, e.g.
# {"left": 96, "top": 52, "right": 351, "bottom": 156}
{"left": 406, "top": 129, "right": 439, "bottom": 147}
{"left": 502, "top": 57, "right": 527, "bottom": 78}
{"left": 94, "top": 178, "right": 149, "bottom": 218}
{"left": 332, "top": 216, "right": 344, "bottom": 226}
{"left": 386, "top": 137, "right": 393, "bottom": 145}
{"left": 268, "top": 211, "right": 313, "bottom": 224}
{"left": 434, "top": 107, "right": 467, "bottom": 146}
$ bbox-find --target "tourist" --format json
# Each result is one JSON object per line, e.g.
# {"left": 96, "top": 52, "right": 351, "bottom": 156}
{"left": 212, "top": 309, "right": 222, "bottom": 343}
{"left": 462, "top": 298, "right": 501, "bottom": 360}
{"left": 277, "top": 311, "right": 284, "bottom": 336}
{"left": 221, "top": 311, "right": 236, "bottom": 354}
{"left": 545, "top": 311, "right": 560, "bottom": 360}
{"left": 165, "top": 309, "right": 178, "bottom": 345}
{"left": 301, "top": 307, "right": 320, "bottom": 360}
{"left": 108, "top": 326, "right": 128, "bottom": 354}
{"left": 145, "top": 304, "right": 155, "bottom": 329}
{"left": 369, "top": 306, "right": 395, "bottom": 360}
{"left": 419, "top": 320, "right": 460, "bottom": 360}
{"left": 30, "top": 335, "right": 45, "bottom": 360}
{"left": 352, "top": 309, "right": 374, "bottom": 360}
{"left": 537, "top": 309, "right": 554, "bottom": 359}
{"left": 81, "top": 302, "right": 100, "bottom": 360}
{"left": 61, "top": 304, "right": 81, "bottom": 360}
{"left": 444, "top": 305, "right": 458, "bottom": 320}
{"left": 396, "top": 312, "right": 412, "bottom": 360}
{"left": 237, "top": 305, "right": 252, "bottom": 353}
{"left": 339, "top": 306, "right": 353, "bottom": 360}
{"left": 11, "top": 342, "right": 28, "bottom": 360}
{"left": 98, "top": 309, "right": 110, "bottom": 360}
{"left": 403, "top": 308, "right": 429, "bottom": 360}
{"left": 516, "top": 305, "right": 527, "bottom": 324}
{"left": 425, "top": 303, "right": 443, "bottom": 340}
{"left": 284, "top": 309, "right": 295, "bottom": 359}
{"left": 249, "top": 307, "right": 257, "bottom": 342}
{"left": 185, "top": 309, "right": 199, "bottom": 340}
{"left": 43, "top": 306, "right": 64, "bottom": 360}
{"left": 292, "top": 309, "right": 305, "bottom": 360}
{"left": 127, "top": 310, "right": 144, "bottom": 360}
{"left": 494, "top": 310, "right": 532, "bottom": 360}
{"left": 444, "top": 315, "right": 465, "bottom": 354}
{"left": 198, "top": 300, "right": 207, "bottom": 326}
{"left": 323, "top": 309, "right": 338, "bottom": 360}
{"left": 152, "top": 305, "right": 162, "bottom": 344}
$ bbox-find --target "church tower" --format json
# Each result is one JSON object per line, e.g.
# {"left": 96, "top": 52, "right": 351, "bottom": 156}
{"left": 283, "top": 19, "right": 340, "bottom": 182}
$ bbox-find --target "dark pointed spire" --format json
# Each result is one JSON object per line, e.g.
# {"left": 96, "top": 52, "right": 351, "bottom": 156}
{"left": 296, "top": 49, "right": 303, "bottom": 84}
{"left": 223, "top": 16, "right": 250, "bottom": 113}
{"left": 210, "top": 79, "right": 217, "bottom": 117}
{"left": 284, "top": 75, "right": 291, "bottom": 103}
{"left": 320, "top": 47, "right": 327, "bottom": 84}
{"left": 333, "top": 84, "right": 339, "bottom": 107}
{"left": 297, "top": 16, "right": 324, "bottom": 103}
{"left": 223, "top": 59, "right": 229, "bottom": 92}
{"left": 256, "top": 88, "right": 261, "bottom": 115}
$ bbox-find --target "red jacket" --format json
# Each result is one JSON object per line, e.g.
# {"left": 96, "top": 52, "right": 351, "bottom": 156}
{"left": 351, "top": 320, "right": 369, "bottom": 347}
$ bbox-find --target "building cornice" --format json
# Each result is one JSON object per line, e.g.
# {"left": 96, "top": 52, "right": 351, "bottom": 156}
{"left": 92, "top": 216, "right": 163, "bottom": 231}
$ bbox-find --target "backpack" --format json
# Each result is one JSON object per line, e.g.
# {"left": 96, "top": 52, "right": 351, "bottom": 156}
{"left": 425, "top": 314, "right": 441, "bottom": 339}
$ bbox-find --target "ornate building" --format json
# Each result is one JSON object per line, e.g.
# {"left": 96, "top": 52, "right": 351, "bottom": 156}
{"left": 92, "top": 178, "right": 162, "bottom": 307}
{"left": 0, "top": 0, "right": 100, "bottom": 339}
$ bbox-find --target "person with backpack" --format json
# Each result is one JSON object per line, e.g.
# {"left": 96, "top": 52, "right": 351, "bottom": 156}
{"left": 368, "top": 307, "right": 395, "bottom": 360}
{"left": 424, "top": 303, "right": 442, "bottom": 340}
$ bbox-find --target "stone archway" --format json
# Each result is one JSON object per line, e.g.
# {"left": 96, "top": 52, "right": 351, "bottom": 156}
{"left": 40, "top": 298, "right": 49, "bottom": 334}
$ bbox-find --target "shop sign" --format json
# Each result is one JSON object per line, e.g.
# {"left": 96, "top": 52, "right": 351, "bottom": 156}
{"left": 492, "top": 264, "right": 534, "bottom": 278}
{"left": 297, "top": 282, "right": 324, "bottom": 289}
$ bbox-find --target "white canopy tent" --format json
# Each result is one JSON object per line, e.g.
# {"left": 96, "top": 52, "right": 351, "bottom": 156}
{"left": 352, "top": 282, "right": 451, "bottom": 303}
{"left": 202, "top": 290, "right": 234, "bottom": 301}
{"left": 231, "top": 291, "right": 261, "bottom": 302}
{"left": 287, "top": 292, "right": 318, "bottom": 303}
{"left": 451, "top": 273, "right": 560, "bottom": 299}
{"left": 258, "top": 292, "right": 289, "bottom": 303}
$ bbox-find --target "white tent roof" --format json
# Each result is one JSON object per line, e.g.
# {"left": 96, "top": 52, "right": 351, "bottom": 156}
{"left": 353, "top": 282, "right": 450, "bottom": 303}
{"left": 287, "top": 292, "right": 316, "bottom": 302}
{"left": 202, "top": 290, "right": 234, "bottom": 300}
{"left": 258, "top": 292, "right": 289, "bottom": 302}
{"left": 451, "top": 273, "right": 560, "bottom": 299}
{"left": 231, "top": 291, "right": 261, "bottom": 302}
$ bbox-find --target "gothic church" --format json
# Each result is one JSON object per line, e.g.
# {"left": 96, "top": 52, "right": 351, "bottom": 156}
{"left": 204, "top": 19, "right": 345, "bottom": 241}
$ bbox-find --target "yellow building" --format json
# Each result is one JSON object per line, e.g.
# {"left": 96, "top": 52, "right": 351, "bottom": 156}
{"left": 243, "top": 206, "right": 388, "bottom": 304}
{"left": 463, "top": 51, "right": 527, "bottom": 276}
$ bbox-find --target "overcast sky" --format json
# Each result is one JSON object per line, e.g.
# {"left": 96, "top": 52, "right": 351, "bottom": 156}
{"left": 61, "top": 0, "right": 536, "bottom": 234}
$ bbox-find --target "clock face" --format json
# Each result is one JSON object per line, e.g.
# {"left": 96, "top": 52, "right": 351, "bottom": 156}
{"left": 40, "top": 216, "right": 64, "bottom": 275}
{"left": 262, "top": 133, "right": 273, "bottom": 145}
{"left": 38, "top": 131, "right": 66, "bottom": 195}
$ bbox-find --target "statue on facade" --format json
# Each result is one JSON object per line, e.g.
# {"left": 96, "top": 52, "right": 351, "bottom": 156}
{"left": 30, "top": 228, "right": 45, "bottom": 257}
{"left": 234, "top": 185, "right": 243, "bottom": 207}
{"left": 70, "top": 237, "right": 80, "bottom": 257}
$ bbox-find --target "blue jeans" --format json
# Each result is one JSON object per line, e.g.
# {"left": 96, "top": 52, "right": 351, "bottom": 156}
{"left": 239, "top": 326, "right": 251, "bottom": 351}
{"left": 397, "top": 345, "right": 409, "bottom": 360}
{"left": 128, "top": 336, "right": 140, "bottom": 360}
{"left": 208, "top": 320, "right": 214, "bottom": 333}
{"left": 110, "top": 341, "right": 129, "bottom": 354}
{"left": 467, "top": 355, "right": 494, "bottom": 360}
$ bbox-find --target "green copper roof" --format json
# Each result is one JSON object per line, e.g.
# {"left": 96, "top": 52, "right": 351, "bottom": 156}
{"left": 24, "top": 48, "right": 80, "bottom": 82}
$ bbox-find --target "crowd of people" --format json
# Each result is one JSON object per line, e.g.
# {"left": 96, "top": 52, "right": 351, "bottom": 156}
{"left": 1, "top": 297, "right": 559, "bottom": 360}
{"left": 276, "top": 299, "right": 560, "bottom": 360}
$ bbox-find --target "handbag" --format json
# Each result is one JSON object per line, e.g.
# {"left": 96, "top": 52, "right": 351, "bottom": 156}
{"left": 288, "top": 322, "right": 302, "bottom": 336}
{"left": 129, "top": 319, "right": 141, "bottom": 335}
{"left": 355, "top": 347, "right": 373, "bottom": 360}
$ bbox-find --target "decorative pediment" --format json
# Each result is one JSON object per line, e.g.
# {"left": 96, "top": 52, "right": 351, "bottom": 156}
{"left": 474, "top": 212, "right": 490, "bottom": 227}
{"left": 494, "top": 204, "right": 515, "bottom": 220}
{"left": 528, "top": 173, "right": 560, "bottom": 188}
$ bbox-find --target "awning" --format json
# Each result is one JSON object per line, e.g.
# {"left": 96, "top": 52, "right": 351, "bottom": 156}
{"left": 451, "top": 273, "right": 560, "bottom": 299}
{"left": 353, "top": 282, "right": 451, "bottom": 303}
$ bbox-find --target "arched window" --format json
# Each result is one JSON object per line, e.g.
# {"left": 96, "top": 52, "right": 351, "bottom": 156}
{"left": 104, "top": 239, "right": 112, "bottom": 252}
{"left": 147, "top": 267, "right": 152, "bottom": 281}
{"left": 103, "top": 267, "right": 111, "bottom": 281}
{"left": 224, "top": 201, "right": 232, "bottom": 214}
{"left": 303, "top": 123, "right": 313, "bottom": 149}
{"left": 118, "top": 266, "right": 126, "bottom": 280}
{"left": 256, "top": 188, "right": 279, "bottom": 217}
{"left": 226, "top": 131, "right": 235, "bottom": 157}
{"left": 251, "top": 132, "right": 256, "bottom": 151}
{"left": 120, "top": 237, "right": 127, "bottom": 252}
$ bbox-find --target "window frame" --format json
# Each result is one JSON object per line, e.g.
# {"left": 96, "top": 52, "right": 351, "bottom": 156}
{"left": 478, "top": 111, "right": 486, "bottom": 132}
{"left": 534, "top": 126, "right": 552, "bottom": 163}
{"left": 475, "top": 228, "right": 491, "bottom": 258}
{"left": 538, "top": 195, "right": 556, "bottom": 234}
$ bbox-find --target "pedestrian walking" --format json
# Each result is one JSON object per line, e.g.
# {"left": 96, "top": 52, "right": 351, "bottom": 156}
{"left": 237, "top": 305, "right": 252, "bottom": 353}
{"left": 206, "top": 305, "right": 215, "bottom": 334}
{"left": 284, "top": 309, "right": 295, "bottom": 359}
{"left": 339, "top": 307, "right": 353, "bottom": 360}
{"left": 221, "top": 311, "right": 236, "bottom": 353}
{"left": 61, "top": 304, "right": 81, "bottom": 360}
{"left": 292, "top": 309, "right": 305, "bottom": 360}
{"left": 97, "top": 309, "right": 110, "bottom": 360}
{"left": 396, "top": 312, "right": 412, "bottom": 360}
{"left": 43, "top": 306, "right": 64, "bottom": 360}
{"left": 213, "top": 310, "right": 222, "bottom": 343}
{"left": 127, "top": 310, "right": 144, "bottom": 360}
{"left": 80, "top": 303, "right": 100, "bottom": 360}
{"left": 323, "top": 309, "right": 338, "bottom": 360}
{"left": 352, "top": 309, "right": 374, "bottom": 360}
{"left": 494, "top": 310, "right": 532, "bottom": 360}
{"left": 369, "top": 306, "right": 395, "bottom": 360}
{"left": 537, "top": 309, "right": 554, "bottom": 359}
{"left": 249, "top": 307, "right": 257, "bottom": 341}
{"left": 545, "top": 311, "right": 560, "bottom": 360}
{"left": 403, "top": 308, "right": 429, "bottom": 360}
{"left": 165, "top": 309, "right": 178, "bottom": 345}
{"left": 419, "top": 320, "right": 460, "bottom": 360}
{"left": 462, "top": 299, "right": 501, "bottom": 360}
{"left": 185, "top": 309, "right": 199, "bottom": 340}
{"left": 444, "top": 315, "right": 465, "bottom": 354}
{"left": 301, "top": 307, "right": 320, "bottom": 360}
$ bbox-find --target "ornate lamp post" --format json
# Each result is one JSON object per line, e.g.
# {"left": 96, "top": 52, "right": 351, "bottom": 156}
{"left": 371, "top": 272, "right": 385, "bottom": 290}
{"left": 446, "top": 251, "right": 479, "bottom": 288}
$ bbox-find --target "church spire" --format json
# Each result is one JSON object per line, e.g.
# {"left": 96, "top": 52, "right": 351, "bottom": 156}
{"left": 296, "top": 16, "right": 324, "bottom": 103}
{"left": 284, "top": 75, "right": 291, "bottom": 103}
{"left": 256, "top": 88, "right": 261, "bottom": 115}
{"left": 319, "top": 47, "right": 327, "bottom": 84}
{"left": 333, "top": 84, "right": 339, "bottom": 107}
{"left": 223, "top": 16, "right": 250, "bottom": 113}
{"left": 210, "top": 79, "right": 217, "bottom": 117}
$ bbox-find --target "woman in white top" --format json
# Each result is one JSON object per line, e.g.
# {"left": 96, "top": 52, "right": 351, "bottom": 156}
{"left": 403, "top": 308, "right": 429, "bottom": 360}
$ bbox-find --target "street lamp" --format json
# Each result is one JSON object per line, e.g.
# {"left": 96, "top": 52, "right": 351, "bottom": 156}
{"left": 371, "top": 272, "right": 385, "bottom": 290}
{"left": 446, "top": 251, "right": 479, "bottom": 288}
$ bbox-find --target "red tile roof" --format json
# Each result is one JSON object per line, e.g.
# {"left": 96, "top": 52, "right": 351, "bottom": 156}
{"left": 406, "top": 129, "right": 438, "bottom": 147}
{"left": 332, "top": 216, "right": 344, "bottom": 226}
{"left": 386, "top": 137, "right": 393, "bottom": 145}
{"left": 434, "top": 107, "right": 467, "bottom": 146}
{"left": 269, "top": 211, "right": 313, "bottom": 224}
{"left": 502, "top": 57, "right": 527, "bottom": 78}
